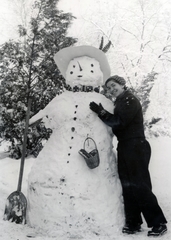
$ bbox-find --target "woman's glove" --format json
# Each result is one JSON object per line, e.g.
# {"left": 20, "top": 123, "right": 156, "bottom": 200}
{"left": 89, "top": 102, "right": 100, "bottom": 113}
{"left": 89, "top": 102, "right": 105, "bottom": 115}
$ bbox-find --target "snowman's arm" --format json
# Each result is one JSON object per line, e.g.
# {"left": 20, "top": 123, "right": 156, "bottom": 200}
{"left": 29, "top": 109, "right": 47, "bottom": 125}
{"left": 29, "top": 95, "right": 59, "bottom": 125}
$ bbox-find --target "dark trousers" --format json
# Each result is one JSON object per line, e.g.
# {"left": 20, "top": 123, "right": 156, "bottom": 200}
{"left": 117, "top": 138, "right": 167, "bottom": 228}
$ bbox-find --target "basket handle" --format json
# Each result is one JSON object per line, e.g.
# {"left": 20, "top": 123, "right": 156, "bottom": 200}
{"left": 83, "top": 137, "right": 97, "bottom": 151}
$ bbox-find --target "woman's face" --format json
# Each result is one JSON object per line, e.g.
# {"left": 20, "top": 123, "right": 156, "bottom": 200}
{"left": 106, "top": 80, "right": 125, "bottom": 98}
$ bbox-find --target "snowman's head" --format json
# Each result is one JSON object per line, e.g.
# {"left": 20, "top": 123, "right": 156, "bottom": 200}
{"left": 65, "top": 56, "right": 103, "bottom": 87}
{"left": 54, "top": 46, "right": 111, "bottom": 88}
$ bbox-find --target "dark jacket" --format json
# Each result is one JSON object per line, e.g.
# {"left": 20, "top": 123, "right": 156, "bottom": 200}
{"left": 99, "top": 90, "right": 145, "bottom": 141}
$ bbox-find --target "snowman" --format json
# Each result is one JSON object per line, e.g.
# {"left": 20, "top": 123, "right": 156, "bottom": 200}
{"left": 27, "top": 46, "right": 123, "bottom": 238}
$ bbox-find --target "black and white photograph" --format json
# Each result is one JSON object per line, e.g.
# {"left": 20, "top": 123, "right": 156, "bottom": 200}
{"left": 0, "top": 0, "right": 171, "bottom": 239}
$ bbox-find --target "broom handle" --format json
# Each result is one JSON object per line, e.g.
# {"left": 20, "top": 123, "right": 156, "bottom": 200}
{"left": 17, "top": 98, "right": 32, "bottom": 192}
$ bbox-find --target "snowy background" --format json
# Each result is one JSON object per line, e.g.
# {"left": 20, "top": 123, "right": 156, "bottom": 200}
{"left": 1, "top": 0, "right": 171, "bottom": 134}
{"left": 0, "top": 0, "right": 171, "bottom": 239}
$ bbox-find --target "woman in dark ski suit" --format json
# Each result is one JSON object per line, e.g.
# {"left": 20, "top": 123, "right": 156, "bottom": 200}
{"left": 89, "top": 75, "right": 167, "bottom": 237}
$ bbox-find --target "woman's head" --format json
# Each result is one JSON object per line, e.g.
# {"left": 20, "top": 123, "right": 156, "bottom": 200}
{"left": 105, "top": 75, "right": 126, "bottom": 97}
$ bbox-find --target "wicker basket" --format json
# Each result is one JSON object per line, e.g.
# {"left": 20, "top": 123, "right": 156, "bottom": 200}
{"left": 79, "top": 137, "right": 100, "bottom": 169}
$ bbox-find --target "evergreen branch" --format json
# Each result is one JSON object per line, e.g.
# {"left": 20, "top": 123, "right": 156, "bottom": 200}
{"left": 0, "top": 0, "right": 76, "bottom": 159}
{"left": 27, "top": 2, "right": 43, "bottom": 97}
{"left": 0, "top": 91, "right": 9, "bottom": 96}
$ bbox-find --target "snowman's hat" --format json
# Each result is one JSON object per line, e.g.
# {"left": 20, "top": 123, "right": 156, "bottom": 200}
{"left": 54, "top": 45, "right": 111, "bottom": 81}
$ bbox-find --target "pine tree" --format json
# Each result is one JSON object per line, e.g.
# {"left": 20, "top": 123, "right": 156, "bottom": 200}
{"left": 0, "top": 0, "right": 77, "bottom": 159}
{"left": 136, "top": 71, "right": 158, "bottom": 115}
{"left": 135, "top": 71, "right": 160, "bottom": 130}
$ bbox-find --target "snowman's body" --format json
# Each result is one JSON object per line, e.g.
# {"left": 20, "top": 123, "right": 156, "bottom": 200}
{"left": 27, "top": 50, "right": 123, "bottom": 238}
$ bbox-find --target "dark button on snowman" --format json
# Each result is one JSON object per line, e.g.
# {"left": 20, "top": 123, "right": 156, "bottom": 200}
{"left": 28, "top": 46, "right": 123, "bottom": 238}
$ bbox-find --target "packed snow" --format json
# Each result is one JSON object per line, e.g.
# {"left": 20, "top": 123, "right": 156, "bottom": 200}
{"left": 27, "top": 91, "right": 124, "bottom": 239}
{"left": 0, "top": 135, "right": 171, "bottom": 239}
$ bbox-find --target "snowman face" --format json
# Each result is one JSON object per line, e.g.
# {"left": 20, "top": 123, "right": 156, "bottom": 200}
{"left": 65, "top": 56, "right": 103, "bottom": 87}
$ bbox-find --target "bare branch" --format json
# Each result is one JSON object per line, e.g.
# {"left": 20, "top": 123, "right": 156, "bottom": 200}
{"left": 121, "top": 27, "right": 139, "bottom": 41}
{"left": 144, "top": 40, "right": 151, "bottom": 48}
{"left": 82, "top": 17, "right": 115, "bottom": 47}
{"left": 120, "top": 62, "right": 134, "bottom": 88}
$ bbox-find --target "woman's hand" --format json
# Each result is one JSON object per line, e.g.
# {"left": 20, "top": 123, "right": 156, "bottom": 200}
{"left": 89, "top": 102, "right": 105, "bottom": 114}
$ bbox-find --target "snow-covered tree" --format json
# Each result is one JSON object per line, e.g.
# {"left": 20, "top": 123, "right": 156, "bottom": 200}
{"left": 60, "top": 0, "right": 171, "bottom": 135}
{"left": 0, "top": 0, "right": 77, "bottom": 159}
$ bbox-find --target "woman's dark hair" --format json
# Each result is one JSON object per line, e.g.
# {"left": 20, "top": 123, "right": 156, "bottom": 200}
{"left": 105, "top": 75, "right": 126, "bottom": 86}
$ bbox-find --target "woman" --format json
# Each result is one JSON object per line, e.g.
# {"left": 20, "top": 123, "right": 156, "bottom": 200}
{"left": 89, "top": 75, "right": 167, "bottom": 237}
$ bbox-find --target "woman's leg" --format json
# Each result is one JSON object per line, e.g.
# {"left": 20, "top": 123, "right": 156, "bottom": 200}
{"left": 117, "top": 140, "right": 143, "bottom": 227}
{"left": 117, "top": 139, "right": 167, "bottom": 228}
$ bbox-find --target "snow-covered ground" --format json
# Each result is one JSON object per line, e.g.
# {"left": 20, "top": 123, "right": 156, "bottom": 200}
{"left": 0, "top": 136, "right": 170, "bottom": 240}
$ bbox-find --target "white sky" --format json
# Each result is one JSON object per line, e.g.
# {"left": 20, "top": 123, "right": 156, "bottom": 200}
{"left": 0, "top": 0, "right": 18, "bottom": 44}
{"left": 1, "top": 0, "right": 171, "bottom": 45}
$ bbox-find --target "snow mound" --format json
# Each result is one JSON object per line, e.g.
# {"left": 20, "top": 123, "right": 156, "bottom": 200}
{"left": 27, "top": 91, "right": 124, "bottom": 238}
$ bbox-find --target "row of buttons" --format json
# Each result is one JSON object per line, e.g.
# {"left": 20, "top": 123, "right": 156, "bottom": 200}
{"left": 67, "top": 105, "right": 78, "bottom": 162}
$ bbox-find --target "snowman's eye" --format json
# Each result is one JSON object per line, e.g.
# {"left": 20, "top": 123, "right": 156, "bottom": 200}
{"left": 70, "top": 71, "right": 73, "bottom": 74}
{"left": 91, "top": 64, "right": 94, "bottom": 67}
{"left": 91, "top": 70, "right": 94, "bottom": 73}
